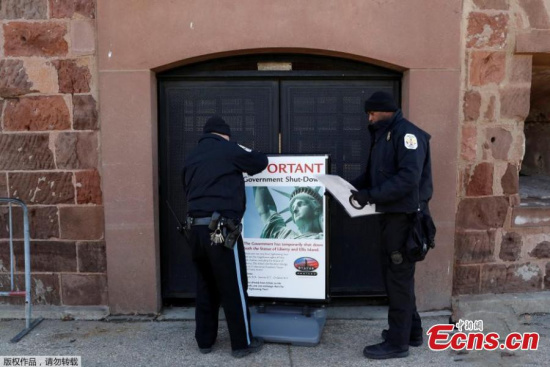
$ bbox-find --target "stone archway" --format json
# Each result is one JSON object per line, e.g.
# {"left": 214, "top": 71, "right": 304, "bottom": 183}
{"left": 98, "top": 1, "right": 461, "bottom": 314}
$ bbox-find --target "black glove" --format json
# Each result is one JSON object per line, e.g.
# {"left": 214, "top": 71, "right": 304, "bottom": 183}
{"left": 350, "top": 189, "right": 371, "bottom": 207}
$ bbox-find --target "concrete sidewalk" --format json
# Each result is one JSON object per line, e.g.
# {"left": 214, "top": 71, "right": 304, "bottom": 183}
{"left": 1, "top": 308, "right": 548, "bottom": 367}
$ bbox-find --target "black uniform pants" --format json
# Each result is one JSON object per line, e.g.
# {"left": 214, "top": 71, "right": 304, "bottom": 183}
{"left": 379, "top": 213, "right": 423, "bottom": 346}
{"left": 189, "top": 225, "right": 253, "bottom": 351}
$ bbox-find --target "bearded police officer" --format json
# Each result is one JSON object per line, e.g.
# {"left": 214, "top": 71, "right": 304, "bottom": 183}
{"left": 350, "top": 91, "right": 433, "bottom": 359}
{"left": 182, "top": 116, "right": 268, "bottom": 358}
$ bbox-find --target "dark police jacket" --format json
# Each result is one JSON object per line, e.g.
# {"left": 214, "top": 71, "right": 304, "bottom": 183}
{"left": 351, "top": 110, "right": 433, "bottom": 214}
{"left": 182, "top": 133, "right": 268, "bottom": 219}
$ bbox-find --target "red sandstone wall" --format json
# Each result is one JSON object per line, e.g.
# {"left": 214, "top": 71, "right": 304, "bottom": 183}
{"left": 454, "top": 0, "right": 550, "bottom": 296}
{"left": 0, "top": 0, "right": 106, "bottom": 306}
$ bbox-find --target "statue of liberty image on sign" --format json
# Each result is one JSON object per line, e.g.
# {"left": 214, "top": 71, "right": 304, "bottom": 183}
{"left": 249, "top": 186, "right": 324, "bottom": 239}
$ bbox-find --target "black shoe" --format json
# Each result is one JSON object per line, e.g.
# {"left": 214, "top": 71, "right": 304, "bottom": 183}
{"left": 363, "top": 341, "right": 409, "bottom": 359}
{"left": 381, "top": 329, "right": 423, "bottom": 347}
{"left": 231, "top": 337, "right": 264, "bottom": 358}
{"left": 199, "top": 347, "right": 212, "bottom": 354}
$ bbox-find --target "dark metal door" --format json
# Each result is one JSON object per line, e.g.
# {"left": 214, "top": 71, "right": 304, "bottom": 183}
{"left": 280, "top": 81, "right": 393, "bottom": 295}
{"left": 159, "top": 57, "right": 400, "bottom": 300}
{"left": 159, "top": 81, "right": 279, "bottom": 298}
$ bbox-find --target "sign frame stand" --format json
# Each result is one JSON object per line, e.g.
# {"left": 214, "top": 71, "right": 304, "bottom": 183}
{"left": 250, "top": 304, "right": 327, "bottom": 346}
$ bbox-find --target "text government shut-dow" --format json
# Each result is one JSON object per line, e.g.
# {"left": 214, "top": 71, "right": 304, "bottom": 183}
{"left": 245, "top": 176, "right": 319, "bottom": 183}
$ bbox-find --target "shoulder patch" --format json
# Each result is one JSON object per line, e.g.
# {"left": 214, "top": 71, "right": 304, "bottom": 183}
{"left": 238, "top": 144, "right": 252, "bottom": 152}
{"left": 404, "top": 134, "right": 418, "bottom": 150}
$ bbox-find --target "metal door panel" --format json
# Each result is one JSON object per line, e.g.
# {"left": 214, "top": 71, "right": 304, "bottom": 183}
{"left": 280, "top": 81, "right": 397, "bottom": 295}
{"left": 159, "top": 81, "right": 279, "bottom": 298}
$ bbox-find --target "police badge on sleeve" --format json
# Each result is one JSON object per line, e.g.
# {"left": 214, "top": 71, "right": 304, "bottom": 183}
{"left": 404, "top": 134, "right": 418, "bottom": 150}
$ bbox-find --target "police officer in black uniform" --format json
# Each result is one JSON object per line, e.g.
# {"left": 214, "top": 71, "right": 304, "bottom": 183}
{"left": 350, "top": 91, "right": 433, "bottom": 360}
{"left": 182, "top": 116, "right": 268, "bottom": 358}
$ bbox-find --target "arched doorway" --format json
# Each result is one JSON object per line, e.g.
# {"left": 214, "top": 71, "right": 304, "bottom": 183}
{"left": 158, "top": 54, "right": 401, "bottom": 302}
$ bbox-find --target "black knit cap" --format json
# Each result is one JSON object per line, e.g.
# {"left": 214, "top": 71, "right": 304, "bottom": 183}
{"left": 364, "top": 91, "right": 398, "bottom": 113}
{"left": 203, "top": 115, "right": 231, "bottom": 137}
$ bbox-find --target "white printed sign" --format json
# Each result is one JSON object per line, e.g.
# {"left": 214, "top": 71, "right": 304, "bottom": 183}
{"left": 243, "top": 155, "right": 328, "bottom": 300}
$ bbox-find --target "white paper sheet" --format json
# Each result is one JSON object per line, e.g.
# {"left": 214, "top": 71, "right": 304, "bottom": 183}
{"left": 314, "top": 174, "right": 378, "bottom": 218}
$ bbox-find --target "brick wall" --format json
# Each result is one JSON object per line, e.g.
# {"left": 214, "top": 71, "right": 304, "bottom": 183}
{"left": 454, "top": 0, "right": 550, "bottom": 296}
{"left": 0, "top": 0, "right": 106, "bottom": 306}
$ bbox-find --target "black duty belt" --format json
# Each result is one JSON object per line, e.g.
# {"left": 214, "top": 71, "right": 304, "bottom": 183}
{"left": 190, "top": 217, "right": 211, "bottom": 226}
{"left": 187, "top": 213, "right": 243, "bottom": 249}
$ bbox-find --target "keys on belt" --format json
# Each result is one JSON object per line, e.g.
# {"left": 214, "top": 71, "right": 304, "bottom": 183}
{"left": 187, "top": 212, "right": 242, "bottom": 249}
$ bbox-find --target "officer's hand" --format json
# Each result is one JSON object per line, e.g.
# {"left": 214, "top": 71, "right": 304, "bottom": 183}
{"left": 350, "top": 189, "right": 371, "bottom": 207}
